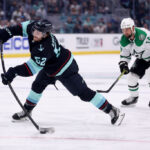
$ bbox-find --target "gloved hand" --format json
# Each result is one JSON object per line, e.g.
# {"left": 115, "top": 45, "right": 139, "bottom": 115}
{"left": 1, "top": 67, "right": 16, "bottom": 85}
{"left": 119, "top": 61, "right": 129, "bottom": 75}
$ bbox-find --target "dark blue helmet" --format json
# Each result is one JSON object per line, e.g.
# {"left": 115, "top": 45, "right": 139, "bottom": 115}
{"left": 32, "top": 20, "right": 52, "bottom": 33}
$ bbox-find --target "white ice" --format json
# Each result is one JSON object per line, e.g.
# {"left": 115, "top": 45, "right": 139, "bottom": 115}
{"left": 0, "top": 54, "right": 150, "bottom": 150}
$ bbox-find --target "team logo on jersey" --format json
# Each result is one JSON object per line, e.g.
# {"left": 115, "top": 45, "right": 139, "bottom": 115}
{"left": 147, "top": 37, "right": 150, "bottom": 40}
{"left": 146, "top": 37, "right": 150, "bottom": 43}
{"left": 5, "top": 28, "right": 12, "bottom": 36}
{"left": 139, "top": 34, "right": 146, "bottom": 41}
{"left": 38, "top": 44, "right": 44, "bottom": 51}
{"left": 132, "top": 49, "right": 145, "bottom": 59}
{"left": 54, "top": 43, "right": 60, "bottom": 58}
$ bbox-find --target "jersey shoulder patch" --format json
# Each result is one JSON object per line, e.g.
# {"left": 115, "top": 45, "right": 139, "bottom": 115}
{"left": 134, "top": 27, "right": 147, "bottom": 47}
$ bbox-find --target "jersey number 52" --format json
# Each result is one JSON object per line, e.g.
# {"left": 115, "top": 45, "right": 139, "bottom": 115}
{"left": 34, "top": 57, "right": 47, "bottom": 66}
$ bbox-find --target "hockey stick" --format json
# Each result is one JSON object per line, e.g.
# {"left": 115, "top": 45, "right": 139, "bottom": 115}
{"left": 0, "top": 41, "right": 54, "bottom": 134}
{"left": 97, "top": 70, "right": 125, "bottom": 93}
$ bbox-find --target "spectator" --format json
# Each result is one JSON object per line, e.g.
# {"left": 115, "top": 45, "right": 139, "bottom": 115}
{"left": 142, "top": 15, "right": 150, "bottom": 28}
{"left": 0, "top": 8, "right": 4, "bottom": 19}
{"left": 36, "top": 5, "right": 47, "bottom": 19}
{"left": 12, "top": 6, "right": 31, "bottom": 20}
{"left": 98, "top": 1, "right": 111, "bottom": 14}
{"left": 143, "top": 23, "right": 149, "bottom": 30}
{"left": 73, "top": 23, "right": 82, "bottom": 33}
{"left": 0, "top": 0, "right": 149, "bottom": 33}
{"left": 81, "top": 1, "right": 88, "bottom": 14}
{"left": 57, "top": 0, "right": 64, "bottom": 13}
{"left": 29, "top": 9, "right": 36, "bottom": 20}
{"left": 74, "top": 16, "right": 81, "bottom": 25}
{"left": 136, "top": 2, "right": 147, "bottom": 26}
{"left": 0, "top": 19, "right": 10, "bottom": 28}
{"left": 106, "top": 22, "right": 115, "bottom": 33}
{"left": 64, "top": 16, "right": 74, "bottom": 33}
{"left": 93, "top": 23, "right": 106, "bottom": 33}
{"left": 70, "top": 1, "right": 81, "bottom": 15}
{"left": 87, "top": 0, "right": 97, "bottom": 14}
{"left": 120, "top": 0, "right": 130, "bottom": 8}
{"left": 61, "top": 0, "right": 70, "bottom": 14}
{"left": 82, "top": 17, "right": 93, "bottom": 33}
{"left": 47, "top": 0, "right": 59, "bottom": 14}
{"left": 24, "top": 0, "right": 33, "bottom": 13}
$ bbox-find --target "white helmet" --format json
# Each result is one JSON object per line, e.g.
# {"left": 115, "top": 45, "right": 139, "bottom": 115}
{"left": 120, "top": 18, "right": 135, "bottom": 29}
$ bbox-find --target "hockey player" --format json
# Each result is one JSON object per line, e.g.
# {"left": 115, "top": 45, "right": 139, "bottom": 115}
{"left": 1, "top": 19, "right": 125, "bottom": 125}
{"left": 119, "top": 17, "right": 150, "bottom": 106}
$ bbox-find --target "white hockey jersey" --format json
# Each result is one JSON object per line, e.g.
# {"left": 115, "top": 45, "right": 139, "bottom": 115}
{"left": 120, "top": 27, "right": 150, "bottom": 63}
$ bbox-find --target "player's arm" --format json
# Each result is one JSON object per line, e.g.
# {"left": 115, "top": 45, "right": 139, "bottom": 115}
{"left": 118, "top": 39, "right": 131, "bottom": 75}
{"left": 142, "top": 36, "right": 150, "bottom": 62}
{"left": 0, "top": 24, "right": 22, "bottom": 43}
{"left": 1, "top": 58, "right": 43, "bottom": 85}
{"left": 0, "top": 20, "right": 31, "bottom": 43}
{"left": 120, "top": 45, "right": 131, "bottom": 62}
{"left": 0, "top": 21, "right": 40, "bottom": 85}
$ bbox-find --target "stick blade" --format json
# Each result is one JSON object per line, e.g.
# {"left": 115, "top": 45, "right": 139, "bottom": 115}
{"left": 39, "top": 127, "right": 55, "bottom": 134}
{"left": 97, "top": 90, "right": 109, "bottom": 93}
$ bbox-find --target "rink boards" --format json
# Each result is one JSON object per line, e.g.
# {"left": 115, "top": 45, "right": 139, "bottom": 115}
{"left": 2, "top": 34, "right": 121, "bottom": 58}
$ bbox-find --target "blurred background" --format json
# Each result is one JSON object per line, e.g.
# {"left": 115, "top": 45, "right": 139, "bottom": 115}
{"left": 0, "top": 0, "right": 150, "bottom": 33}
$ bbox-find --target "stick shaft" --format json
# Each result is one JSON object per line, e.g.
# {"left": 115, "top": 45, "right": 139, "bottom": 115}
{"left": 0, "top": 41, "right": 39, "bottom": 130}
{"left": 97, "top": 71, "right": 125, "bottom": 93}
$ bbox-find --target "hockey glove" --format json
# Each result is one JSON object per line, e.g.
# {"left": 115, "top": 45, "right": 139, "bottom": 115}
{"left": 119, "top": 61, "right": 129, "bottom": 75}
{"left": 1, "top": 67, "right": 16, "bottom": 85}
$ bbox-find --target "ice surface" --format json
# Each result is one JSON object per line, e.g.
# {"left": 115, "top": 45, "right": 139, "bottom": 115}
{"left": 0, "top": 54, "right": 150, "bottom": 150}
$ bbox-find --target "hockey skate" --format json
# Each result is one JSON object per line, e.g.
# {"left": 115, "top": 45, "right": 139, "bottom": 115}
{"left": 109, "top": 106, "right": 125, "bottom": 125}
{"left": 121, "top": 96, "right": 138, "bottom": 106}
{"left": 12, "top": 109, "right": 31, "bottom": 121}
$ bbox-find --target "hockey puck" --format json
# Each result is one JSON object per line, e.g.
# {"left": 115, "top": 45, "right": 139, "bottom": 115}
{"left": 40, "top": 130, "right": 47, "bottom": 134}
{"left": 39, "top": 127, "right": 55, "bottom": 134}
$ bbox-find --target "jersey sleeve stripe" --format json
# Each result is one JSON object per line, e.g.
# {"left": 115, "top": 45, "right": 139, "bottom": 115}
{"left": 21, "top": 21, "right": 30, "bottom": 37}
{"left": 49, "top": 51, "right": 73, "bottom": 77}
{"left": 24, "top": 63, "right": 33, "bottom": 76}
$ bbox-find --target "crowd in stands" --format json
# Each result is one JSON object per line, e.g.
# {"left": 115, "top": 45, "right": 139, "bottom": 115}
{"left": 0, "top": 0, "right": 150, "bottom": 33}
{"left": 120, "top": 0, "right": 150, "bottom": 30}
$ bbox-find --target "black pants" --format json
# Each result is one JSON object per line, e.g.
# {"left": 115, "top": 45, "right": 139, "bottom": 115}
{"left": 32, "top": 59, "right": 96, "bottom": 102}
{"left": 130, "top": 59, "right": 150, "bottom": 79}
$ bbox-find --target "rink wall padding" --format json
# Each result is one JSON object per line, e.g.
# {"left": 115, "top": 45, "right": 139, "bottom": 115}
{"left": 3, "top": 51, "right": 120, "bottom": 58}
{"left": 2, "top": 34, "right": 121, "bottom": 58}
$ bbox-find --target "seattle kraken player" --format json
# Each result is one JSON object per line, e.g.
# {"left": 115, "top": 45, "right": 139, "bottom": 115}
{"left": 1, "top": 20, "right": 125, "bottom": 125}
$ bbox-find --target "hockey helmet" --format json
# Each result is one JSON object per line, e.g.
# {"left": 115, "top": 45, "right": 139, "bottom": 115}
{"left": 32, "top": 20, "right": 52, "bottom": 33}
{"left": 120, "top": 18, "right": 134, "bottom": 29}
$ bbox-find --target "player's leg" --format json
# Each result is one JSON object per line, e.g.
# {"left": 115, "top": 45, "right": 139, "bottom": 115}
{"left": 122, "top": 59, "right": 149, "bottom": 106}
{"left": 146, "top": 67, "right": 150, "bottom": 86}
{"left": 59, "top": 60, "right": 125, "bottom": 125}
{"left": 144, "top": 67, "right": 150, "bottom": 106}
{"left": 12, "top": 69, "right": 56, "bottom": 120}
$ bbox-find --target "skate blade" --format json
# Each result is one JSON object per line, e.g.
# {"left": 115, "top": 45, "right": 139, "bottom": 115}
{"left": 115, "top": 113, "right": 125, "bottom": 126}
{"left": 121, "top": 104, "right": 136, "bottom": 108}
{"left": 11, "top": 117, "right": 29, "bottom": 123}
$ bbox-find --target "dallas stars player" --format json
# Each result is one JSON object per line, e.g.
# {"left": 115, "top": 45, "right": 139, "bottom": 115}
{"left": 119, "top": 18, "right": 150, "bottom": 106}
